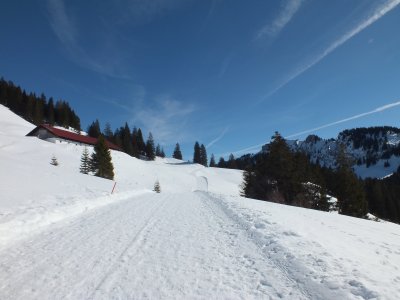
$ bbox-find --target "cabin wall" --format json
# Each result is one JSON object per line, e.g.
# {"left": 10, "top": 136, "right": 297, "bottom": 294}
{"left": 46, "top": 137, "right": 91, "bottom": 148}
{"left": 35, "top": 128, "right": 55, "bottom": 140}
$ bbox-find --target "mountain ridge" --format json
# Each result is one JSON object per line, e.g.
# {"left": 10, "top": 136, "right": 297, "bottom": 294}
{"left": 260, "top": 127, "right": 400, "bottom": 179}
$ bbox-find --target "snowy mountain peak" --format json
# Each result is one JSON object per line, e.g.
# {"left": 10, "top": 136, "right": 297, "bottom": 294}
{"left": 262, "top": 127, "right": 400, "bottom": 179}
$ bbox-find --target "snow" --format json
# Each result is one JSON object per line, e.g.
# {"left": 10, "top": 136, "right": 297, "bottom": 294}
{"left": 387, "top": 132, "right": 400, "bottom": 146}
{"left": 1, "top": 104, "right": 400, "bottom": 299}
{"left": 354, "top": 155, "right": 400, "bottom": 179}
{"left": 53, "top": 125, "right": 87, "bottom": 135}
{"left": 283, "top": 132, "right": 400, "bottom": 179}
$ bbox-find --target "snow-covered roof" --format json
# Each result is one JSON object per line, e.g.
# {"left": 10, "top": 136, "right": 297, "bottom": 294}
{"left": 26, "top": 124, "right": 121, "bottom": 151}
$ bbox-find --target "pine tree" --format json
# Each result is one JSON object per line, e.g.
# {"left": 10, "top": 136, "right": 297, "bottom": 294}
{"left": 153, "top": 180, "right": 161, "bottom": 193}
{"left": 146, "top": 132, "right": 156, "bottom": 160}
{"left": 79, "top": 147, "right": 90, "bottom": 174}
{"left": 113, "top": 127, "right": 123, "bottom": 148}
{"left": 46, "top": 98, "right": 55, "bottom": 125}
{"left": 103, "top": 122, "right": 113, "bottom": 141}
{"left": 90, "top": 135, "right": 114, "bottom": 180}
{"left": 33, "top": 95, "right": 45, "bottom": 125}
{"left": 160, "top": 147, "right": 166, "bottom": 158}
{"left": 122, "top": 122, "right": 133, "bottom": 155}
{"left": 88, "top": 119, "right": 101, "bottom": 138}
{"left": 50, "top": 155, "right": 59, "bottom": 166}
{"left": 155, "top": 144, "right": 162, "bottom": 157}
{"left": 173, "top": 143, "right": 183, "bottom": 160}
{"left": 200, "top": 144, "right": 208, "bottom": 166}
{"left": 193, "top": 142, "right": 201, "bottom": 164}
{"left": 241, "top": 169, "right": 255, "bottom": 198}
{"left": 131, "top": 127, "right": 140, "bottom": 158}
{"left": 217, "top": 157, "right": 226, "bottom": 168}
{"left": 335, "top": 145, "right": 367, "bottom": 218}
{"left": 209, "top": 154, "right": 216, "bottom": 167}
{"left": 227, "top": 153, "right": 237, "bottom": 169}
{"left": 265, "top": 132, "right": 299, "bottom": 204}
{"left": 137, "top": 128, "right": 146, "bottom": 155}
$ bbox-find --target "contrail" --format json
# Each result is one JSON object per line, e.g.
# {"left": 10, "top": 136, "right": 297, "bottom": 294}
{"left": 256, "top": 0, "right": 304, "bottom": 40}
{"left": 261, "top": 0, "right": 400, "bottom": 101}
{"left": 285, "top": 100, "right": 400, "bottom": 139}
{"left": 225, "top": 100, "right": 400, "bottom": 157}
{"left": 207, "top": 126, "right": 230, "bottom": 149}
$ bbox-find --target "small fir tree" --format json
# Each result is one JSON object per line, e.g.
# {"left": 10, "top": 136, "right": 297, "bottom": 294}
{"left": 50, "top": 155, "right": 59, "bottom": 166}
{"left": 153, "top": 180, "right": 161, "bottom": 193}
{"left": 79, "top": 147, "right": 90, "bottom": 174}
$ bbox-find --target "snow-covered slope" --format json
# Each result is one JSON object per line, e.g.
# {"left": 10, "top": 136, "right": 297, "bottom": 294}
{"left": 1, "top": 105, "right": 400, "bottom": 299}
{"left": 0, "top": 105, "right": 242, "bottom": 246}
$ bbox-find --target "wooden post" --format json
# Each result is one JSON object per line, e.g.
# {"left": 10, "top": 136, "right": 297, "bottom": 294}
{"left": 111, "top": 182, "right": 117, "bottom": 194}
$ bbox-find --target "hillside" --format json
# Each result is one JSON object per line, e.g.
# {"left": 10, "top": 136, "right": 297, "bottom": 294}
{"left": 1, "top": 105, "right": 400, "bottom": 299}
{"left": 261, "top": 128, "right": 400, "bottom": 179}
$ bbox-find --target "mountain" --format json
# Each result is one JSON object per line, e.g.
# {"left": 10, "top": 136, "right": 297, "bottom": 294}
{"left": 261, "top": 127, "right": 400, "bottom": 179}
{"left": 1, "top": 104, "right": 400, "bottom": 299}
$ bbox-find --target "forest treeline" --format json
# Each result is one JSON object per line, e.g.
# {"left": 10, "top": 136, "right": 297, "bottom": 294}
{"left": 0, "top": 78, "right": 81, "bottom": 130}
{"left": 233, "top": 132, "right": 400, "bottom": 224}
{"left": 86, "top": 119, "right": 162, "bottom": 161}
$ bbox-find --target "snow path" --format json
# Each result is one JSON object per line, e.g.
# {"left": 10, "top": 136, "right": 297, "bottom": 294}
{"left": 0, "top": 191, "right": 347, "bottom": 299}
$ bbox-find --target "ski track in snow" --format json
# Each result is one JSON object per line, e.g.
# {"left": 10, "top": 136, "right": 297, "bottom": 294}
{"left": 207, "top": 193, "right": 386, "bottom": 300}
{"left": 0, "top": 190, "right": 378, "bottom": 300}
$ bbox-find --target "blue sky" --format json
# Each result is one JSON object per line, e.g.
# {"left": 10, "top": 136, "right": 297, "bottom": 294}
{"left": 1, "top": 0, "right": 400, "bottom": 160}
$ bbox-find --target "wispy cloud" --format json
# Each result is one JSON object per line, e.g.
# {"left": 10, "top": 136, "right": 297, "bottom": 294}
{"left": 120, "top": 0, "right": 191, "bottom": 25}
{"left": 46, "top": 0, "right": 133, "bottom": 80}
{"left": 218, "top": 53, "right": 234, "bottom": 78}
{"left": 200, "top": 0, "right": 223, "bottom": 30}
{"left": 47, "top": 0, "right": 77, "bottom": 45}
{"left": 285, "top": 100, "right": 400, "bottom": 139}
{"left": 261, "top": 0, "right": 400, "bottom": 101}
{"left": 206, "top": 126, "right": 230, "bottom": 148}
{"left": 132, "top": 96, "right": 196, "bottom": 144}
{"left": 226, "top": 100, "right": 400, "bottom": 157}
{"left": 220, "top": 143, "right": 266, "bottom": 158}
{"left": 256, "top": 0, "right": 304, "bottom": 40}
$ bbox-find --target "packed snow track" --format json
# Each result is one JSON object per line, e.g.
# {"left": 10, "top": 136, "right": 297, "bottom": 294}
{"left": 0, "top": 191, "right": 351, "bottom": 300}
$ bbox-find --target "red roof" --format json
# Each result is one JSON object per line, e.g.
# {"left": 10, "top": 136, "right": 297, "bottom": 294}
{"left": 27, "top": 124, "right": 122, "bottom": 151}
